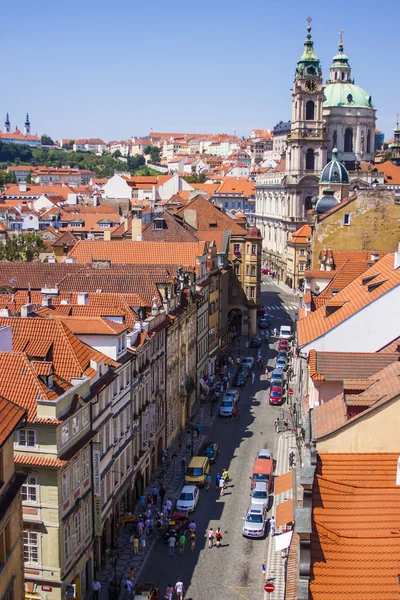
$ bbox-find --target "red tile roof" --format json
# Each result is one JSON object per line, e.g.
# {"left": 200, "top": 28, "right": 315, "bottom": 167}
{"left": 308, "top": 350, "right": 399, "bottom": 381}
{"left": 14, "top": 454, "right": 67, "bottom": 468}
{"left": 298, "top": 253, "right": 400, "bottom": 348}
{"left": 310, "top": 453, "right": 400, "bottom": 600}
{"left": 68, "top": 240, "right": 207, "bottom": 265}
{"left": 175, "top": 194, "right": 246, "bottom": 236}
{"left": 2, "top": 184, "right": 75, "bottom": 199}
{"left": 55, "top": 316, "right": 128, "bottom": 336}
{"left": 0, "top": 396, "right": 26, "bottom": 447}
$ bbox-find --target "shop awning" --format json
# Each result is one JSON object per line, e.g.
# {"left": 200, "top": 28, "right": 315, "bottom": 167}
{"left": 276, "top": 499, "right": 294, "bottom": 527}
{"left": 274, "top": 471, "right": 294, "bottom": 495}
{"left": 199, "top": 379, "right": 209, "bottom": 393}
{"left": 275, "top": 530, "right": 293, "bottom": 552}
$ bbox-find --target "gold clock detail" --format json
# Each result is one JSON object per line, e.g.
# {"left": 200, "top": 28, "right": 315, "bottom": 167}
{"left": 305, "top": 79, "right": 316, "bottom": 92}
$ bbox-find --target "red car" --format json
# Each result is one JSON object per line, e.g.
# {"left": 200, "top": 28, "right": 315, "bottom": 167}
{"left": 262, "top": 268, "right": 270, "bottom": 275}
{"left": 278, "top": 339, "right": 290, "bottom": 351}
{"left": 269, "top": 385, "right": 283, "bottom": 405}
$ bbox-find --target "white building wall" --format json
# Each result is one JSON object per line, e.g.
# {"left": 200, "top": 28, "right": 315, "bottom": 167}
{"left": 102, "top": 175, "right": 132, "bottom": 200}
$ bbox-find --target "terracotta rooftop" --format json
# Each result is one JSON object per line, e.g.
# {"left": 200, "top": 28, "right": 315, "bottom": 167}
{"left": 313, "top": 260, "right": 376, "bottom": 309}
{"left": 310, "top": 453, "right": 400, "bottom": 600}
{"left": 308, "top": 350, "right": 400, "bottom": 381}
{"left": 175, "top": 194, "right": 246, "bottom": 236}
{"left": 68, "top": 240, "right": 207, "bottom": 265}
{"left": 288, "top": 224, "right": 312, "bottom": 244}
{"left": 55, "top": 316, "right": 128, "bottom": 336}
{"left": 298, "top": 253, "right": 400, "bottom": 348}
{"left": 312, "top": 360, "right": 400, "bottom": 440}
{"left": 142, "top": 211, "right": 199, "bottom": 243}
{"left": 0, "top": 395, "right": 26, "bottom": 447}
{"left": 14, "top": 454, "right": 67, "bottom": 468}
{"left": 213, "top": 178, "right": 255, "bottom": 198}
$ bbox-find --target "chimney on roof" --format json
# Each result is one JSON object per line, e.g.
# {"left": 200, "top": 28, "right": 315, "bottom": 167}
{"left": 131, "top": 216, "right": 142, "bottom": 241}
{"left": 394, "top": 243, "right": 400, "bottom": 270}
{"left": 77, "top": 292, "right": 89, "bottom": 306}
{"left": 0, "top": 308, "right": 11, "bottom": 317}
{"left": 48, "top": 256, "right": 56, "bottom": 264}
{"left": 19, "top": 182, "right": 27, "bottom": 193}
{"left": 64, "top": 257, "right": 76, "bottom": 264}
{"left": 42, "top": 296, "right": 52, "bottom": 308}
{"left": 370, "top": 252, "right": 380, "bottom": 262}
{"left": 21, "top": 303, "right": 34, "bottom": 318}
{"left": 0, "top": 325, "right": 12, "bottom": 351}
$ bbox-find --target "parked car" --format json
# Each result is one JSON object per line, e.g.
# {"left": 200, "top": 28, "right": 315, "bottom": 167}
{"left": 219, "top": 394, "right": 238, "bottom": 417}
{"left": 250, "top": 482, "right": 269, "bottom": 508}
{"left": 257, "top": 449, "right": 273, "bottom": 461}
{"left": 163, "top": 513, "right": 189, "bottom": 542}
{"left": 262, "top": 268, "right": 270, "bottom": 275}
{"left": 279, "top": 325, "right": 292, "bottom": 339}
{"left": 270, "top": 368, "right": 284, "bottom": 386}
{"left": 233, "top": 371, "right": 247, "bottom": 387}
{"left": 250, "top": 336, "right": 261, "bottom": 348}
{"left": 276, "top": 356, "right": 288, "bottom": 371}
{"left": 277, "top": 350, "right": 288, "bottom": 359}
{"left": 240, "top": 364, "right": 251, "bottom": 376}
{"left": 201, "top": 441, "right": 219, "bottom": 463}
{"left": 269, "top": 385, "right": 283, "bottom": 405}
{"left": 224, "top": 389, "right": 240, "bottom": 402}
{"left": 241, "top": 357, "right": 254, "bottom": 370}
{"left": 259, "top": 318, "right": 269, "bottom": 329}
{"left": 176, "top": 485, "right": 199, "bottom": 513}
{"left": 242, "top": 504, "right": 268, "bottom": 538}
{"left": 278, "top": 339, "right": 290, "bottom": 351}
{"left": 250, "top": 458, "right": 274, "bottom": 491}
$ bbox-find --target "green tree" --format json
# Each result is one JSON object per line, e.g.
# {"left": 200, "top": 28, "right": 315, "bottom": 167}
{"left": 41, "top": 134, "right": 54, "bottom": 146}
{"left": 113, "top": 149, "right": 122, "bottom": 159}
{"left": 63, "top": 141, "right": 74, "bottom": 150}
{"left": 0, "top": 232, "right": 46, "bottom": 262}
{"left": 0, "top": 170, "right": 16, "bottom": 188}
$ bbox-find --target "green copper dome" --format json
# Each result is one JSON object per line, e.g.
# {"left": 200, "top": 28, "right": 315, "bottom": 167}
{"left": 320, "top": 149, "right": 349, "bottom": 184}
{"left": 324, "top": 82, "right": 375, "bottom": 109}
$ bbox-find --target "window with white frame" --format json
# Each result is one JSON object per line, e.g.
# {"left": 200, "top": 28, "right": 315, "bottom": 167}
{"left": 18, "top": 429, "right": 36, "bottom": 447}
{"left": 64, "top": 523, "right": 71, "bottom": 560}
{"left": 72, "top": 415, "right": 79, "bottom": 437}
{"left": 73, "top": 459, "right": 80, "bottom": 489}
{"left": 343, "top": 213, "right": 351, "bottom": 225}
{"left": 22, "top": 476, "right": 38, "bottom": 503}
{"left": 74, "top": 511, "right": 82, "bottom": 547}
{"left": 84, "top": 501, "right": 90, "bottom": 536}
{"left": 82, "top": 407, "right": 89, "bottom": 428}
{"left": 82, "top": 449, "right": 89, "bottom": 479}
{"left": 24, "top": 531, "right": 39, "bottom": 564}
{"left": 299, "top": 248, "right": 305, "bottom": 256}
{"left": 105, "top": 423, "right": 111, "bottom": 448}
{"left": 299, "top": 263, "right": 305, "bottom": 271}
{"left": 250, "top": 287, "right": 255, "bottom": 299}
{"left": 61, "top": 423, "right": 69, "bottom": 445}
{"left": 62, "top": 468, "right": 70, "bottom": 500}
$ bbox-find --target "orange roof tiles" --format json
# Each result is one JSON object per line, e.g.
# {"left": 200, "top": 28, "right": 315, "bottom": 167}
{"left": 55, "top": 316, "right": 128, "bottom": 336}
{"left": 175, "top": 194, "right": 246, "bottom": 237}
{"left": 298, "top": 254, "right": 400, "bottom": 348}
{"left": 68, "top": 240, "right": 207, "bottom": 265}
{"left": 375, "top": 160, "right": 400, "bottom": 185}
{"left": 213, "top": 178, "right": 255, "bottom": 198}
{"left": 2, "top": 184, "right": 75, "bottom": 199}
{"left": 0, "top": 396, "right": 26, "bottom": 447}
{"left": 308, "top": 350, "right": 399, "bottom": 382}
{"left": 310, "top": 453, "right": 400, "bottom": 600}
{"left": 289, "top": 224, "right": 312, "bottom": 244}
{"left": 14, "top": 454, "right": 67, "bottom": 468}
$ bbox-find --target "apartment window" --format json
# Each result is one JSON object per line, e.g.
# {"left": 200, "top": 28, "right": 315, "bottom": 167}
{"left": 84, "top": 502, "right": 90, "bottom": 536}
{"left": 22, "top": 476, "right": 38, "bottom": 503}
{"left": 251, "top": 244, "right": 256, "bottom": 254}
{"left": 72, "top": 415, "right": 80, "bottom": 437}
{"left": 61, "top": 424, "right": 69, "bottom": 445}
{"left": 247, "top": 244, "right": 250, "bottom": 254}
{"left": 82, "top": 408, "right": 89, "bottom": 428}
{"left": 233, "top": 243, "right": 240, "bottom": 253}
{"left": 24, "top": 531, "right": 39, "bottom": 564}
{"left": 246, "top": 265, "right": 249, "bottom": 275}
{"left": 82, "top": 449, "right": 89, "bottom": 479}
{"left": 73, "top": 459, "right": 80, "bottom": 489}
{"left": 18, "top": 429, "right": 36, "bottom": 447}
{"left": 299, "top": 263, "right": 305, "bottom": 271}
{"left": 299, "top": 248, "right": 305, "bottom": 256}
{"left": 74, "top": 512, "right": 82, "bottom": 547}
{"left": 245, "top": 286, "right": 249, "bottom": 297}
{"left": 250, "top": 287, "right": 255, "bottom": 298}
{"left": 251, "top": 266, "right": 256, "bottom": 276}
{"left": 343, "top": 213, "right": 351, "bottom": 225}
{"left": 62, "top": 468, "right": 70, "bottom": 500}
{"left": 64, "top": 524, "right": 71, "bottom": 561}
{"left": 233, "top": 264, "right": 239, "bottom": 275}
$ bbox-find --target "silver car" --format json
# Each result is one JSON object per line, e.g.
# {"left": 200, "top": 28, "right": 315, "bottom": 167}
{"left": 224, "top": 389, "right": 240, "bottom": 402}
{"left": 250, "top": 482, "right": 269, "bottom": 509}
{"left": 242, "top": 504, "right": 268, "bottom": 538}
{"left": 257, "top": 449, "right": 272, "bottom": 461}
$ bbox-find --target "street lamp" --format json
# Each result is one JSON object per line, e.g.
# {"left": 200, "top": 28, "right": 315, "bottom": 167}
{"left": 108, "top": 547, "right": 121, "bottom": 600}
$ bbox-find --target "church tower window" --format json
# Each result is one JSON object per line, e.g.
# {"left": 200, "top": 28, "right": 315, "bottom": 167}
{"left": 306, "top": 149, "right": 315, "bottom": 170}
{"left": 306, "top": 101, "right": 315, "bottom": 120}
{"left": 333, "top": 130, "right": 337, "bottom": 147}
{"left": 344, "top": 128, "right": 353, "bottom": 152}
{"left": 366, "top": 130, "right": 371, "bottom": 154}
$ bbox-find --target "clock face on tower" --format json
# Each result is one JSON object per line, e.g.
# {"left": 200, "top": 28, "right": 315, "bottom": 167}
{"left": 305, "top": 79, "right": 316, "bottom": 92}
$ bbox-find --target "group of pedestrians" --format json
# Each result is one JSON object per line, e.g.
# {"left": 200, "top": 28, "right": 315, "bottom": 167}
{"left": 207, "top": 526, "right": 223, "bottom": 548}
{"left": 167, "top": 520, "right": 197, "bottom": 557}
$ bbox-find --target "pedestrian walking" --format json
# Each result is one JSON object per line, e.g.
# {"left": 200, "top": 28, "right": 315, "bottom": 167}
{"left": 137, "top": 520, "right": 144, "bottom": 536}
{"left": 181, "top": 457, "right": 187, "bottom": 473}
{"left": 129, "top": 566, "right": 135, "bottom": 583}
{"left": 146, "top": 494, "right": 153, "bottom": 510}
{"left": 215, "top": 473, "right": 221, "bottom": 492}
{"left": 274, "top": 327, "right": 278, "bottom": 337}
{"left": 274, "top": 418, "right": 280, "bottom": 433}
{"left": 195, "top": 422, "right": 201, "bottom": 436}
{"left": 144, "top": 517, "right": 151, "bottom": 536}
{"left": 152, "top": 486, "right": 158, "bottom": 505}
{"left": 165, "top": 498, "right": 172, "bottom": 517}
{"left": 270, "top": 516, "right": 276, "bottom": 536}
{"left": 124, "top": 578, "right": 133, "bottom": 596}
{"left": 251, "top": 372, "right": 255, "bottom": 384}
{"left": 91, "top": 580, "right": 101, "bottom": 600}
{"left": 139, "top": 533, "right": 146, "bottom": 552}
{"left": 188, "top": 520, "right": 196, "bottom": 533}
{"left": 165, "top": 584, "right": 174, "bottom": 600}
{"left": 208, "top": 528, "right": 215, "bottom": 549}
{"left": 284, "top": 418, "right": 288, "bottom": 431}
{"left": 219, "top": 477, "right": 226, "bottom": 496}
{"left": 215, "top": 527, "right": 223, "bottom": 547}
{"left": 205, "top": 473, "right": 211, "bottom": 491}
{"left": 168, "top": 535, "right": 176, "bottom": 556}
{"left": 175, "top": 579, "right": 185, "bottom": 600}
{"left": 133, "top": 536, "right": 139, "bottom": 555}
{"left": 236, "top": 357, "right": 241, "bottom": 366}
{"left": 190, "top": 531, "right": 196, "bottom": 552}
{"left": 235, "top": 407, "right": 241, "bottom": 420}
{"left": 178, "top": 532, "right": 186, "bottom": 554}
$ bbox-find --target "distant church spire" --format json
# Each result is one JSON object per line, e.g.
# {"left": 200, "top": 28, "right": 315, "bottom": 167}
{"left": 24, "top": 113, "right": 31, "bottom": 135}
{"left": 4, "top": 112, "right": 10, "bottom": 134}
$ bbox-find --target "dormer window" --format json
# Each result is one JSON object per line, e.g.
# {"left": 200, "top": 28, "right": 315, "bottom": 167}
{"left": 153, "top": 218, "right": 164, "bottom": 230}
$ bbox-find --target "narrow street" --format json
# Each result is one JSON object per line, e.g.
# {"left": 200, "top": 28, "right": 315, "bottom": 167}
{"left": 138, "top": 277, "right": 299, "bottom": 599}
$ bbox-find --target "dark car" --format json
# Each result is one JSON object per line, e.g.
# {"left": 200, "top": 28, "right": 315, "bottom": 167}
{"left": 278, "top": 339, "right": 290, "bottom": 351}
{"left": 163, "top": 512, "right": 189, "bottom": 542}
{"left": 233, "top": 371, "right": 247, "bottom": 386}
{"left": 277, "top": 350, "right": 288, "bottom": 359}
{"left": 240, "top": 364, "right": 251, "bottom": 376}
{"left": 202, "top": 441, "right": 219, "bottom": 463}
{"left": 250, "top": 336, "right": 261, "bottom": 348}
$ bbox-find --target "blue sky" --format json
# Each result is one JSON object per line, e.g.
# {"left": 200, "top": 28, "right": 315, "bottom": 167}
{"left": 1, "top": 0, "right": 397, "bottom": 141}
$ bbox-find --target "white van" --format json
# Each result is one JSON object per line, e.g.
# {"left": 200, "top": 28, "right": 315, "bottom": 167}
{"left": 279, "top": 325, "right": 292, "bottom": 339}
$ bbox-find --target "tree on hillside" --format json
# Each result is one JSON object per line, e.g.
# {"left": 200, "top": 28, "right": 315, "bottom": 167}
{"left": 0, "top": 170, "right": 16, "bottom": 188}
{"left": 63, "top": 140, "right": 74, "bottom": 150}
{"left": 41, "top": 134, "right": 54, "bottom": 146}
{"left": 144, "top": 145, "right": 161, "bottom": 163}
{"left": 0, "top": 232, "right": 46, "bottom": 262}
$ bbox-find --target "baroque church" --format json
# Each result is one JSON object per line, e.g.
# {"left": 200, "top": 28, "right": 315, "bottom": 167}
{"left": 255, "top": 21, "right": 378, "bottom": 280}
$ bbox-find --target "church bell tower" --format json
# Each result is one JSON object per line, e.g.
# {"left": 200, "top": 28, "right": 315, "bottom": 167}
{"left": 286, "top": 18, "right": 327, "bottom": 179}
